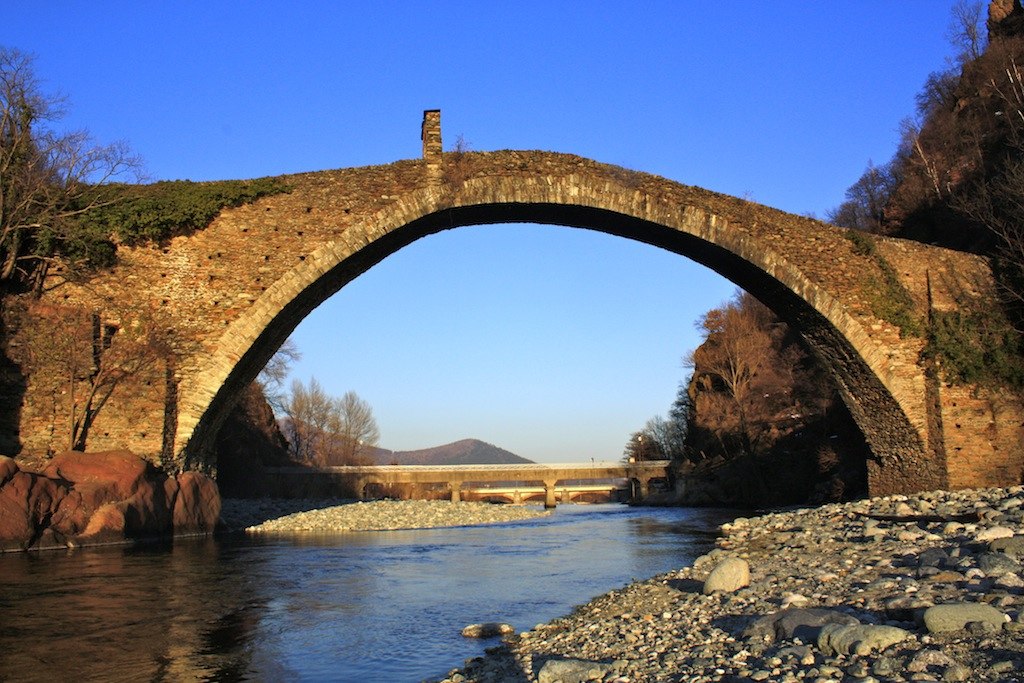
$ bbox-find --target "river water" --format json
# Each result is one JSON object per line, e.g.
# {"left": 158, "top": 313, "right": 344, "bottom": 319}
{"left": 0, "top": 504, "right": 736, "bottom": 682}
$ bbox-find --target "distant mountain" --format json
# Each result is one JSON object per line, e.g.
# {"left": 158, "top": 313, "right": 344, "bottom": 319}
{"left": 370, "top": 439, "right": 533, "bottom": 466}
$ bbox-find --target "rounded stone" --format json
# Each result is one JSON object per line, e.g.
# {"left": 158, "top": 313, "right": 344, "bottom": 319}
{"left": 976, "top": 526, "right": 1015, "bottom": 542}
{"left": 921, "top": 603, "right": 1006, "bottom": 634}
{"left": 703, "top": 557, "right": 750, "bottom": 594}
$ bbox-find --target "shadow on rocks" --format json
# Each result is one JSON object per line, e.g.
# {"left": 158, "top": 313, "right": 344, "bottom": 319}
{"left": 218, "top": 498, "right": 354, "bottom": 530}
{"left": 711, "top": 612, "right": 762, "bottom": 638}
{"left": 449, "top": 644, "right": 531, "bottom": 683}
{"left": 666, "top": 578, "right": 704, "bottom": 594}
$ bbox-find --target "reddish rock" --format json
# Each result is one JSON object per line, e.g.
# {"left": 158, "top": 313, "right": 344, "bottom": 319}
{"left": 121, "top": 475, "right": 174, "bottom": 538}
{"left": 50, "top": 489, "right": 92, "bottom": 537}
{"left": 46, "top": 450, "right": 172, "bottom": 540}
{"left": 173, "top": 471, "right": 221, "bottom": 534}
{"left": 80, "top": 501, "right": 130, "bottom": 543}
{"left": 0, "top": 468, "right": 65, "bottom": 551}
{"left": 0, "top": 450, "right": 222, "bottom": 551}
{"left": 44, "top": 450, "right": 150, "bottom": 501}
{"left": 0, "top": 455, "right": 18, "bottom": 486}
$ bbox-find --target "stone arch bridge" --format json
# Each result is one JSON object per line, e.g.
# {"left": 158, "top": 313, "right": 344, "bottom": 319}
{"left": 12, "top": 111, "right": 1022, "bottom": 496}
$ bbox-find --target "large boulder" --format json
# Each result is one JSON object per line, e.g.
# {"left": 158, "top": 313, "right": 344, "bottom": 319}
{"left": 0, "top": 458, "right": 65, "bottom": 551}
{"left": 922, "top": 603, "right": 1007, "bottom": 633}
{"left": 817, "top": 623, "right": 913, "bottom": 656}
{"left": 173, "top": 471, "right": 222, "bottom": 534}
{"left": 744, "top": 607, "right": 860, "bottom": 643}
{"left": 45, "top": 450, "right": 174, "bottom": 541}
{"left": 0, "top": 450, "right": 221, "bottom": 551}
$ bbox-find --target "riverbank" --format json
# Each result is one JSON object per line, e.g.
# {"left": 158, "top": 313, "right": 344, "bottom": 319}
{"left": 437, "top": 486, "right": 1024, "bottom": 683}
{"left": 220, "top": 498, "right": 551, "bottom": 533}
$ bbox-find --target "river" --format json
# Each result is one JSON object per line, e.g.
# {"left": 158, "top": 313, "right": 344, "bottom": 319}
{"left": 0, "top": 504, "right": 736, "bottom": 682}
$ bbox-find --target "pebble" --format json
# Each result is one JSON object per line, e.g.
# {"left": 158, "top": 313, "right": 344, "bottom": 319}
{"left": 434, "top": 485, "right": 1024, "bottom": 683}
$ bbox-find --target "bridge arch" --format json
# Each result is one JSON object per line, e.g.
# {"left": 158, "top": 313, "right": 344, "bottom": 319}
{"left": 174, "top": 153, "right": 942, "bottom": 494}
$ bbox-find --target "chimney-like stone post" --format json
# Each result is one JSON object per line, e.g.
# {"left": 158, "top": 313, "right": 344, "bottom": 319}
{"left": 421, "top": 109, "right": 442, "bottom": 178}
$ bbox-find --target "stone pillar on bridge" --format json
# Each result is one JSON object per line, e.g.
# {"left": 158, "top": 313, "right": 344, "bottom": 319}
{"left": 561, "top": 488, "right": 572, "bottom": 505}
{"left": 421, "top": 109, "right": 442, "bottom": 180}
{"left": 513, "top": 489, "right": 522, "bottom": 505}
{"left": 449, "top": 481, "right": 461, "bottom": 503}
{"left": 543, "top": 480, "right": 558, "bottom": 509}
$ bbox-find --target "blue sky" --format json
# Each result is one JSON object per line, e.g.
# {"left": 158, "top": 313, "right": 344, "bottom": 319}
{"left": 7, "top": 2, "right": 962, "bottom": 461}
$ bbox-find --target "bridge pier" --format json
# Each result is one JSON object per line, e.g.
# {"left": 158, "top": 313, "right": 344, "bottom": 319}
{"left": 543, "top": 481, "right": 558, "bottom": 509}
{"left": 561, "top": 488, "right": 572, "bottom": 505}
{"left": 513, "top": 489, "right": 522, "bottom": 505}
{"left": 449, "top": 481, "right": 461, "bottom": 503}
{"left": 632, "top": 476, "right": 651, "bottom": 504}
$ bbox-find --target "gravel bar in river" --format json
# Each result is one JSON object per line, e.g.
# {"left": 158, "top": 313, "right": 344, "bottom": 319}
{"left": 220, "top": 498, "right": 551, "bottom": 533}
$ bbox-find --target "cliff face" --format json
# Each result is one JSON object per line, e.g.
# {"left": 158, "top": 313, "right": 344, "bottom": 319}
{"left": 215, "top": 383, "right": 294, "bottom": 498}
{"left": 989, "top": 0, "right": 1024, "bottom": 39}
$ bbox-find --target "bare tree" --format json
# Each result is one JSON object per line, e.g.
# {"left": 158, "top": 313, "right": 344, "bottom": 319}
{"left": 281, "top": 379, "right": 380, "bottom": 466}
{"left": 622, "top": 426, "right": 663, "bottom": 463}
{"left": 333, "top": 390, "right": 380, "bottom": 465}
{"left": 0, "top": 47, "right": 142, "bottom": 292}
{"left": 685, "top": 292, "right": 807, "bottom": 458}
{"left": 16, "top": 299, "right": 169, "bottom": 451}
{"left": 281, "top": 377, "right": 333, "bottom": 463}
{"left": 257, "top": 338, "right": 301, "bottom": 413}
{"left": 948, "top": 0, "right": 987, "bottom": 66}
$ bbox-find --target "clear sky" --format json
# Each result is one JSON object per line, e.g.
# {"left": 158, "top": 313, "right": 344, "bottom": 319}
{"left": 7, "top": 2, "right": 963, "bottom": 462}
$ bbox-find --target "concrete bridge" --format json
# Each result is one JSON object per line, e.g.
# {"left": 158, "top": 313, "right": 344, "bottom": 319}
{"left": 11, "top": 110, "right": 1023, "bottom": 497}
{"left": 267, "top": 461, "right": 669, "bottom": 508}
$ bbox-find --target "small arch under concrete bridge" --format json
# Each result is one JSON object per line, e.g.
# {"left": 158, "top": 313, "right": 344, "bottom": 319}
{"left": 18, "top": 110, "right": 1024, "bottom": 497}
{"left": 268, "top": 461, "right": 670, "bottom": 508}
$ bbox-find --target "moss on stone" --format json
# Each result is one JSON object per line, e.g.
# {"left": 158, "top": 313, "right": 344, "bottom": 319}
{"left": 76, "top": 177, "right": 290, "bottom": 249}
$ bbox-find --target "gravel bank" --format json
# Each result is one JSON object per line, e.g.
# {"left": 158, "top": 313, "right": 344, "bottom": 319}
{"left": 438, "top": 486, "right": 1024, "bottom": 683}
{"left": 220, "top": 498, "right": 550, "bottom": 533}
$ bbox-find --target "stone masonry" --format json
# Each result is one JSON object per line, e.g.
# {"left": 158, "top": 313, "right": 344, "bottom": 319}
{"left": 7, "top": 111, "right": 1022, "bottom": 496}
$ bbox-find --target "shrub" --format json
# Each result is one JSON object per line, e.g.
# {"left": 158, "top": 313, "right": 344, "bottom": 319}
{"left": 925, "top": 308, "right": 1024, "bottom": 389}
{"left": 75, "top": 177, "right": 290, "bottom": 247}
{"left": 845, "top": 231, "right": 923, "bottom": 337}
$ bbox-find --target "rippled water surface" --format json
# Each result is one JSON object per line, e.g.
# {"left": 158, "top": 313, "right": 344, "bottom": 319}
{"left": 0, "top": 504, "right": 736, "bottom": 682}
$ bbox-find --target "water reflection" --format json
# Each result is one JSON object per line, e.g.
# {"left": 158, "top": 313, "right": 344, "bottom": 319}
{"left": 0, "top": 540, "right": 272, "bottom": 681}
{"left": 0, "top": 504, "right": 734, "bottom": 682}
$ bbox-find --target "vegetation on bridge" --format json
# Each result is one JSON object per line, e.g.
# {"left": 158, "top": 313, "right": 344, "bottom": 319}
{"left": 74, "top": 177, "right": 289, "bottom": 252}
{"left": 828, "top": 3, "right": 1024, "bottom": 391}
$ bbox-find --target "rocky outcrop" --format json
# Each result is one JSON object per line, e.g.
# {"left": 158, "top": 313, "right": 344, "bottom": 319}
{"left": 989, "top": 0, "right": 1024, "bottom": 39}
{"left": 0, "top": 450, "right": 220, "bottom": 551}
{"left": 215, "top": 382, "right": 294, "bottom": 498}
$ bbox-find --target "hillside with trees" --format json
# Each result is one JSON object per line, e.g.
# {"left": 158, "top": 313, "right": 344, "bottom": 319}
{"left": 628, "top": 292, "right": 869, "bottom": 507}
